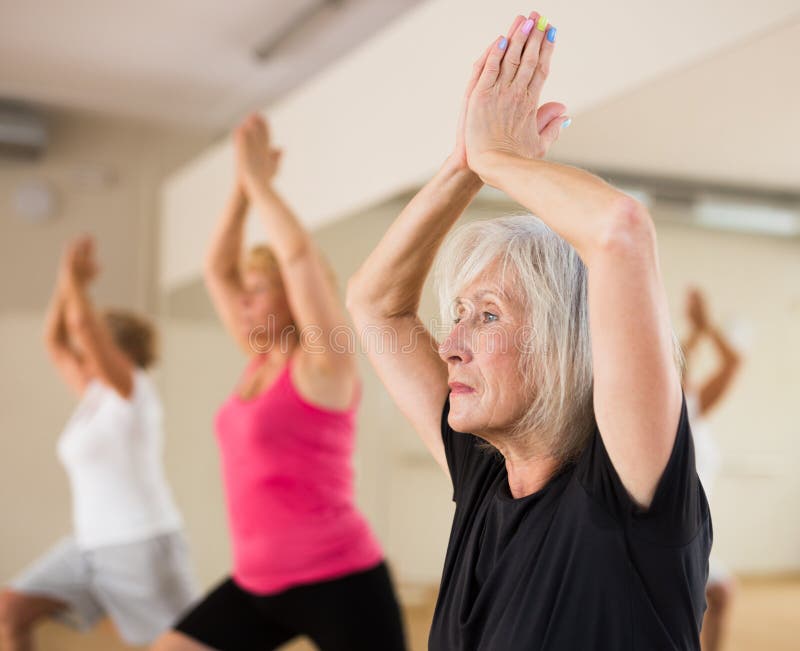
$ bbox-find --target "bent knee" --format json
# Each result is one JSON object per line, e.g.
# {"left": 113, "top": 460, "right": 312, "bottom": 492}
{"left": 0, "top": 590, "right": 29, "bottom": 634}
{"left": 706, "top": 578, "right": 736, "bottom": 610}
{"left": 149, "top": 629, "right": 212, "bottom": 651}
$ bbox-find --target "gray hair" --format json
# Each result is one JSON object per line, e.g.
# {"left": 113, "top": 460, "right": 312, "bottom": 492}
{"left": 434, "top": 214, "right": 596, "bottom": 463}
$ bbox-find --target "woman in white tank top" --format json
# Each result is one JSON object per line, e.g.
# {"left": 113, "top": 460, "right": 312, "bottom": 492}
{"left": 0, "top": 236, "right": 198, "bottom": 650}
{"left": 682, "top": 287, "right": 743, "bottom": 651}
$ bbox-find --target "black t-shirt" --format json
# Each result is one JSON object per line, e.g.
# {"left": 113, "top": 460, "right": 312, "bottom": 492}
{"left": 429, "top": 394, "right": 711, "bottom": 651}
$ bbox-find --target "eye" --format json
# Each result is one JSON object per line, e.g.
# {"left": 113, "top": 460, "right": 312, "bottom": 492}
{"left": 482, "top": 311, "right": 498, "bottom": 323}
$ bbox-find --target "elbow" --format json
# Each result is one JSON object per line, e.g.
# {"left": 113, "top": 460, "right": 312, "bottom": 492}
{"left": 345, "top": 272, "right": 391, "bottom": 324}
{"left": 346, "top": 268, "right": 415, "bottom": 324}
{"left": 63, "top": 301, "right": 93, "bottom": 336}
{"left": 727, "top": 350, "right": 743, "bottom": 373}
{"left": 593, "top": 195, "right": 656, "bottom": 257}
{"left": 203, "top": 254, "right": 227, "bottom": 280}
{"left": 43, "top": 335, "right": 63, "bottom": 359}
{"left": 66, "top": 313, "right": 91, "bottom": 337}
{"left": 203, "top": 256, "right": 238, "bottom": 287}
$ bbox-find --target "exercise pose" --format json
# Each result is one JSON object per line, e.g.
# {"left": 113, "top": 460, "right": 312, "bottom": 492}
{"left": 347, "top": 11, "right": 710, "bottom": 649}
{"left": 683, "top": 288, "right": 742, "bottom": 651}
{"left": 0, "top": 237, "right": 197, "bottom": 651}
{"left": 154, "top": 115, "right": 405, "bottom": 651}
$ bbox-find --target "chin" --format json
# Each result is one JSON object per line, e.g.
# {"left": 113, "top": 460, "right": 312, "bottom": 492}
{"left": 448, "top": 397, "right": 484, "bottom": 434}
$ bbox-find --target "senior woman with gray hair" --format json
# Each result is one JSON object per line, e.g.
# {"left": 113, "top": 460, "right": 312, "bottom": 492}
{"left": 347, "top": 10, "right": 710, "bottom": 651}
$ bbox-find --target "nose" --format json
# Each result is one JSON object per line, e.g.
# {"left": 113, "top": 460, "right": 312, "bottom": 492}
{"left": 439, "top": 320, "right": 473, "bottom": 365}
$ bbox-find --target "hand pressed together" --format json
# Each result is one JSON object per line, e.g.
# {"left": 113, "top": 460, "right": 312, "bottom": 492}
{"left": 462, "top": 11, "right": 569, "bottom": 181}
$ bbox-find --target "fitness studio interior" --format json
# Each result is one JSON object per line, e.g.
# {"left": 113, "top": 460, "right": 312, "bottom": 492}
{"left": 1, "top": 2, "right": 798, "bottom": 650}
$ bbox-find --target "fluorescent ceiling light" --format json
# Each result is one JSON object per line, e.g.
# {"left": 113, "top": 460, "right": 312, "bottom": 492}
{"left": 693, "top": 199, "right": 800, "bottom": 237}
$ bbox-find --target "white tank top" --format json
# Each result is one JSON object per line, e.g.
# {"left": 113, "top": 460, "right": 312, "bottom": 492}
{"left": 57, "top": 369, "right": 183, "bottom": 549}
{"left": 685, "top": 391, "right": 722, "bottom": 505}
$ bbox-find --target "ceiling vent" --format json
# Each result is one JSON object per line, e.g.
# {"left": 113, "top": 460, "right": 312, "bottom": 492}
{"left": 0, "top": 102, "right": 48, "bottom": 159}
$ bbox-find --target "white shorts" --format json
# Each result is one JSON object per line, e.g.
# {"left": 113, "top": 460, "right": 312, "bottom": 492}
{"left": 9, "top": 531, "right": 199, "bottom": 645}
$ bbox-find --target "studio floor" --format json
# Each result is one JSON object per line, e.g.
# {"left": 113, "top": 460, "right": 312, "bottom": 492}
{"left": 30, "top": 577, "right": 800, "bottom": 651}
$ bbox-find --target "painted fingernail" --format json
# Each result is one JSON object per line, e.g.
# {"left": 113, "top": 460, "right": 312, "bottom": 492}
{"left": 536, "top": 15, "right": 548, "bottom": 31}
{"left": 547, "top": 26, "right": 557, "bottom": 42}
{"left": 522, "top": 18, "right": 535, "bottom": 34}
{"left": 499, "top": 37, "right": 508, "bottom": 50}
{"left": 561, "top": 118, "right": 572, "bottom": 129}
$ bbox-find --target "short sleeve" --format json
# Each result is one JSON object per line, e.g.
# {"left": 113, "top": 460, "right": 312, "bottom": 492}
{"left": 576, "top": 392, "right": 709, "bottom": 545}
{"left": 441, "top": 396, "right": 496, "bottom": 503}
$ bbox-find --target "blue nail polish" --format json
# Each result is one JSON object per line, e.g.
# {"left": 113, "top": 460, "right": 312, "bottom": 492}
{"left": 561, "top": 118, "right": 572, "bottom": 129}
{"left": 499, "top": 37, "right": 508, "bottom": 50}
{"left": 547, "top": 27, "right": 557, "bottom": 43}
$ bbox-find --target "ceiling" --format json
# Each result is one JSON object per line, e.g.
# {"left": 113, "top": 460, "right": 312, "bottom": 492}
{"left": 0, "top": 0, "right": 424, "bottom": 128}
{"left": 555, "top": 15, "right": 800, "bottom": 191}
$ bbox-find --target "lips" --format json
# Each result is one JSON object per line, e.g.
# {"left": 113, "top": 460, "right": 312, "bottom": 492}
{"left": 448, "top": 382, "right": 475, "bottom": 394}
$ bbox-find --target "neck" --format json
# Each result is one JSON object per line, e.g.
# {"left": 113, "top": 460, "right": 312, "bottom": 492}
{"left": 254, "top": 335, "right": 297, "bottom": 365}
{"left": 494, "top": 442, "right": 560, "bottom": 499}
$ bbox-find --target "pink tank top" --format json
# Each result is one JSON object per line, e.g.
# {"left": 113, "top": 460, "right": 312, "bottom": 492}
{"left": 215, "top": 355, "right": 383, "bottom": 595}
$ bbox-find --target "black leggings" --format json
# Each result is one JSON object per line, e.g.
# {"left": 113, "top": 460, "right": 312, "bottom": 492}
{"left": 174, "top": 561, "right": 406, "bottom": 651}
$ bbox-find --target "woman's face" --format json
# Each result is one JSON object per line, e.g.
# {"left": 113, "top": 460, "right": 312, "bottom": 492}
{"left": 438, "top": 273, "right": 531, "bottom": 438}
{"left": 240, "top": 268, "right": 293, "bottom": 348}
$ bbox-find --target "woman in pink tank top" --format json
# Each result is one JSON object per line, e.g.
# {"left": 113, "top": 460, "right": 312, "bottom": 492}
{"left": 153, "top": 115, "right": 405, "bottom": 651}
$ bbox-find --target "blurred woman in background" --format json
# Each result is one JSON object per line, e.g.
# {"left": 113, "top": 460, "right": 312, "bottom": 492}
{"left": 683, "top": 287, "right": 743, "bottom": 651}
{"left": 153, "top": 114, "right": 405, "bottom": 651}
{"left": 0, "top": 236, "right": 197, "bottom": 651}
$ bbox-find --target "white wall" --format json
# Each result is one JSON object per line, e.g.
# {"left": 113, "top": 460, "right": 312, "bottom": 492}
{"left": 159, "top": 0, "right": 800, "bottom": 291}
{"left": 0, "top": 109, "right": 209, "bottom": 313}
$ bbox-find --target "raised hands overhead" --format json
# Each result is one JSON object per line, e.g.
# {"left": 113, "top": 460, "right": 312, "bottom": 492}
{"left": 61, "top": 235, "right": 100, "bottom": 290}
{"left": 463, "top": 12, "right": 569, "bottom": 180}
{"left": 234, "top": 114, "right": 283, "bottom": 195}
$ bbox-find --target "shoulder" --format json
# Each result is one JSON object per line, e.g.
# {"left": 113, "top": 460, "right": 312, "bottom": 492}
{"left": 576, "top": 393, "right": 709, "bottom": 544}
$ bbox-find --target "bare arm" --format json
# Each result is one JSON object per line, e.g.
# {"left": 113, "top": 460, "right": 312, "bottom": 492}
{"left": 237, "top": 115, "right": 358, "bottom": 405}
{"left": 697, "top": 324, "right": 742, "bottom": 416}
{"left": 347, "top": 14, "right": 565, "bottom": 473}
{"left": 466, "top": 18, "right": 681, "bottom": 508}
{"left": 43, "top": 272, "right": 90, "bottom": 396}
{"left": 203, "top": 183, "right": 251, "bottom": 353}
{"left": 347, "top": 159, "right": 484, "bottom": 473}
{"left": 60, "top": 238, "right": 134, "bottom": 399}
{"left": 682, "top": 289, "right": 742, "bottom": 416}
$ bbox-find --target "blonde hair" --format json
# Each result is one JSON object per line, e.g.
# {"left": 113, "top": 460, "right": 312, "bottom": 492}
{"left": 103, "top": 309, "right": 158, "bottom": 369}
{"left": 243, "top": 244, "right": 281, "bottom": 278}
{"left": 435, "top": 214, "right": 595, "bottom": 463}
{"left": 243, "top": 244, "right": 339, "bottom": 289}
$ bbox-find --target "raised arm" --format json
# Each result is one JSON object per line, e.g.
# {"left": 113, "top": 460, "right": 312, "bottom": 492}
{"left": 43, "top": 256, "right": 90, "bottom": 395}
{"left": 347, "top": 160, "right": 483, "bottom": 472}
{"left": 60, "top": 237, "right": 135, "bottom": 399}
{"left": 203, "top": 182, "right": 251, "bottom": 353}
{"left": 684, "top": 288, "right": 742, "bottom": 416}
{"left": 346, "top": 14, "right": 566, "bottom": 472}
{"left": 235, "top": 115, "right": 358, "bottom": 402}
{"left": 464, "top": 14, "right": 682, "bottom": 508}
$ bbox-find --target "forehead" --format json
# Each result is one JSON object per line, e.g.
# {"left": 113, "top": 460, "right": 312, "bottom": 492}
{"left": 457, "top": 268, "right": 515, "bottom": 303}
{"left": 242, "top": 267, "right": 281, "bottom": 287}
